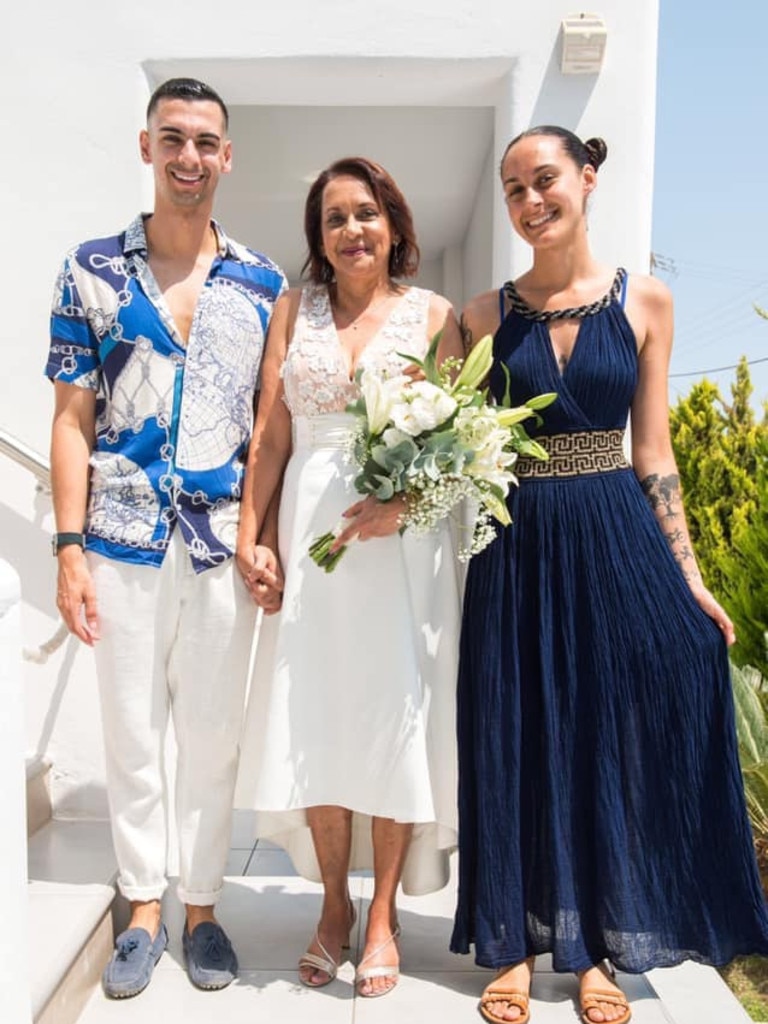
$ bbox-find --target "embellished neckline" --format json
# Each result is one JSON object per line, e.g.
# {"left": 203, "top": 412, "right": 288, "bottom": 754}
{"left": 329, "top": 284, "right": 404, "bottom": 332}
{"left": 503, "top": 268, "right": 626, "bottom": 322}
{"left": 311, "top": 284, "right": 421, "bottom": 382}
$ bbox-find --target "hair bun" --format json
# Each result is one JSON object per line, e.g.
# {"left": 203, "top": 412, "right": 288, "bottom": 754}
{"left": 584, "top": 137, "right": 608, "bottom": 171}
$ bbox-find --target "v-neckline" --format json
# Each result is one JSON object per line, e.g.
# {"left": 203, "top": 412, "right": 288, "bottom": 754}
{"left": 328, "top": 286, "right": 411, "bottom": 382}
{"left": 142, "top": 256, "right": 215, "bottom": 351}
{"left": 544, "top": 319, "right": 585, "bottom": 380}
{"left": 504, "top": 269, "right": 624, "bottom": 381}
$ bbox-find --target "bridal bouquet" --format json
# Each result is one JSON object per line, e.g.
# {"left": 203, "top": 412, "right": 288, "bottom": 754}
{"left": 308, "top": 334, "right": 556, "bottom": 572}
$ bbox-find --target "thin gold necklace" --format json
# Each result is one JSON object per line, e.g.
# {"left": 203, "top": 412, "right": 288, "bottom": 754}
{"left": 334, "top": 289, "right": 394, "bottom": 331}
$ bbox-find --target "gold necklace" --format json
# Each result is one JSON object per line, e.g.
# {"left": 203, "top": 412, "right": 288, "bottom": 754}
{"left": 335, "top": 290, "right": 393, "bottom": 331}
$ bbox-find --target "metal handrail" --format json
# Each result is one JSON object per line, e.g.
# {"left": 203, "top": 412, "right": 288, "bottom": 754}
{"left": 0, "top": 428, "right": 50, "bottom": 490}
{"left": 0, "top": 427, "right": 67, "bottom": 661}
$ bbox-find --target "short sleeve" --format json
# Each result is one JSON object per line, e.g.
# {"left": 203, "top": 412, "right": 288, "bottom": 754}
{"left": 44, "top": 251, "right": 101, "bottom": 390}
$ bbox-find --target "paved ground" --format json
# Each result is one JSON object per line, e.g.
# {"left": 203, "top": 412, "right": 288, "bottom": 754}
{"left": 75, "top": 812, "right": 753, "bottom": 1024}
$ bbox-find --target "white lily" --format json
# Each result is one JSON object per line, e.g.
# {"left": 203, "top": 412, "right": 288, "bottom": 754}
{"left": 451, "top": 334, "right": 493, "bottom": 391}
{"left": 360, "top": 371, "right": 407, "bottom": 435}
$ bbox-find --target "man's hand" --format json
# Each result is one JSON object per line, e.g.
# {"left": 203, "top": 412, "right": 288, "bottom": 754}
{"left": 241, "top": 543, "right": 284, "bottom": 614}
{"left": 56, "top": 547, "right": 99, "bottom": 645}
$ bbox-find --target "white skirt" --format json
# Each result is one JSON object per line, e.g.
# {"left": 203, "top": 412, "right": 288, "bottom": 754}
{"left": 235, "top": 413, "right": 462, "bottom": 894}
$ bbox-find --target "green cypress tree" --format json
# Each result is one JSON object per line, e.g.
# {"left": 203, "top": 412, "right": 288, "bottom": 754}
{"left": 669, "top": 357, "right": 767, "bottom": 662}
{"left": 719, "top": 438, "right": 768, "bottom": 677}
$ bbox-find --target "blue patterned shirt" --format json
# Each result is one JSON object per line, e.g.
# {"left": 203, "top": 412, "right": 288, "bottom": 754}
{"left": 46, "top": 215, "right": 286, "bottom": 572}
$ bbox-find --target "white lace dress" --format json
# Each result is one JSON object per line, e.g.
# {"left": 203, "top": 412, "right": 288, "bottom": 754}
{"left": 235, "top": 283, "right": 461, "bottom": 894}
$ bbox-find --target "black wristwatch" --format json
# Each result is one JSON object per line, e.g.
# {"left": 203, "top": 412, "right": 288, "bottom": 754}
{"left": 52, "top": 532, "right": 86, "bottom": 555}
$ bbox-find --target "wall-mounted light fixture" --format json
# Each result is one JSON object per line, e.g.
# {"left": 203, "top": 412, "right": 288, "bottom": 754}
{"left": 560, "top": 13, "right": 608, "bottom": 74}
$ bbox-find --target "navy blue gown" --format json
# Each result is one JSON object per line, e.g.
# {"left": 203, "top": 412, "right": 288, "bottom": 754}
{"left": 451, "top": 269, "right": 768, "bottom": 972}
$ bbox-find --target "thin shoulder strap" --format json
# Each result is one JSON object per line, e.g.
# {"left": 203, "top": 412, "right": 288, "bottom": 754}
{"left": 618, "top": 268, "right": 629, "bottom": 308}
{"left": 498, "top": 287, "right": 506, "bottom": 323}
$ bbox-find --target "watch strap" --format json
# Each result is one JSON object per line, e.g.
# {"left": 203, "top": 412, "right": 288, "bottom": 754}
{"left": 52, "top": 532, "right": 86, "bottom": 555}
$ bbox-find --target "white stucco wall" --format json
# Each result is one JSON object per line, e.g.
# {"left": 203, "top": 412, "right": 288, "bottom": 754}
{"left": 463, "top": 143, "right": 496, "bottom": 308}
{"left": 2, "top": 0, "right": 659, "bottom": 816}
{"left": 0, "top": 561, "right": 32, "bottom": 1021}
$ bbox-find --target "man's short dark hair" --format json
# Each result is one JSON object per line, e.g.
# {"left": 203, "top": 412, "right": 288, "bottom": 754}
{"left": 146, "top": 77, "right": 229, "bottom": 130}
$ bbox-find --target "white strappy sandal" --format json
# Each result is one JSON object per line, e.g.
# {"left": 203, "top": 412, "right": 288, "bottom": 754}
{"left": 298, "top": 903, "right": 356, "bottom": 988}
{"left": 298, "top": 930, "right": 342, "bottom": 988}
{"left": 354, "top": 925, "right": 401, "bottom": 998}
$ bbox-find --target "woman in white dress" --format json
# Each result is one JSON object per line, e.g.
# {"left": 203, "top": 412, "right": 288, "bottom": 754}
{"left": 234, "top": 157, "right": 464, "bottom": 997}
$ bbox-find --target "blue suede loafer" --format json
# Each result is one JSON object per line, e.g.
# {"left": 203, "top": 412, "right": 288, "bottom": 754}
{"left": 102, "top": 923, "right": 168, "bottom": 999}
{"left": 182, "top": 921, "right": 238, "bottom": 990}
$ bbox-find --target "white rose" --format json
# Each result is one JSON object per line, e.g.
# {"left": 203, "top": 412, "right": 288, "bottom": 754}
{"left": 390, "top": 381, "right": 457, "bottom": 436}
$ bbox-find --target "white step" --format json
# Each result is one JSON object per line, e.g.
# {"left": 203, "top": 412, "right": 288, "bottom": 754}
{"left": 28, "top": 819, "right": 117, "bottom": 1024}
{"left": 26, "top": 756, "right": 52, "bottom": 837}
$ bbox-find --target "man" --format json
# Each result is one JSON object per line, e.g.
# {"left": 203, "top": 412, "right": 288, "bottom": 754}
{"left": 45, "top": 77, "right": 285, "bottom": 999}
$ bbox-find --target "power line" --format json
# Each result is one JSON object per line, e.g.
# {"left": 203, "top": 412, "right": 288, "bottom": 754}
{"left": 669, "top": 355, "right": 768, "bottom": 378}
{"left": 675, "top": 287, "right": 764, "bottom": 332}
{"left": 651, "top": 253, "right": 768, "bottom": 374}
{"left": 651, "top": 252, "right": 768, "bottom": 287}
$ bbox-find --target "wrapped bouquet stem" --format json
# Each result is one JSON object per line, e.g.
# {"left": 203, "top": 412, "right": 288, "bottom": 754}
{"left": 308, "top": 521, "right": 355, "bottom": 574}
{"left": 309, "top": 333, "right": 556, "bottom": 572}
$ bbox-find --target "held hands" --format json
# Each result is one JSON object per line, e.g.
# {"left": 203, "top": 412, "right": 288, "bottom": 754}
{"left": 330, "top": 494, "right": 407, "bottom": 553}
{"left": 689, "top": 581, "right": 736, "bottom": 646}
{"left": 238, "top": 543, "right": 284, "bottom": 614}
{"left": 56, "top": 548, "right": 99, "bottom": 646}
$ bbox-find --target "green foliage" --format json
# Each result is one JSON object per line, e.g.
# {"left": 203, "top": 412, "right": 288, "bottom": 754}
{"left": 732, "top": 659, "right": 768, "bottom": 843}
{"left": 718, "top": 452, "right": 768, "bottom": 677}
{"left": 669, "top": 357, "right": 767, "bottom": 610}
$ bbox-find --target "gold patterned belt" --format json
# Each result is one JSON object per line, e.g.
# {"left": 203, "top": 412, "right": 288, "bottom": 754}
{"left": 515, "top": 429, "right": 629, "bottom": 478}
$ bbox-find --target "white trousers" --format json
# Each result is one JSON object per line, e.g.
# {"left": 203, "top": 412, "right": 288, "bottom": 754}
{"left": 88, "top": 532, "right": 257, "bottom": 905}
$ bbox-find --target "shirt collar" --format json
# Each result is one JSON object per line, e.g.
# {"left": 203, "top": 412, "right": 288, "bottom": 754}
{"left": 123, "top": 214, "right": 233, "bottom": 259}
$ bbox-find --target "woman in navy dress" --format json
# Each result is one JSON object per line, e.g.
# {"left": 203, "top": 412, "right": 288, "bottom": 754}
{"left": 451, "top": 125, "right": 768, "bottom": 1024}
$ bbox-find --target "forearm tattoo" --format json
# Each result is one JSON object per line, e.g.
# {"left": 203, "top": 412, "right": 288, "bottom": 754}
{"left": 639, "top": 473, "right": 702, "bottom": 585}
{"left": 459, "top": 313, "right": 473, "bottom": 357}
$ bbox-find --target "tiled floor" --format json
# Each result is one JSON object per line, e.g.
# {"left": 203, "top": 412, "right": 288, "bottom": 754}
{"left": 75, "top": 812, "right": 754, "bottom": 1024}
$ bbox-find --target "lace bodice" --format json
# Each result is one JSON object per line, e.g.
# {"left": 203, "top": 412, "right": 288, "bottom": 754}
{"left": 281, "top": 284, "right": 432, "bottom": 417}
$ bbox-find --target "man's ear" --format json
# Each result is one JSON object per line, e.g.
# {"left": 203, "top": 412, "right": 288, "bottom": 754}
{"left": 139, "top": 129, "right": 152, "bottom": 166}
{"left": 221, "top": 139, "right": 233, "bottom": 175}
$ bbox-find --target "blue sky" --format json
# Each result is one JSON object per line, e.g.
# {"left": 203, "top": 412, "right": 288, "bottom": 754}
{"left": 652, "top": 0, "right": 768, "bottom": 412}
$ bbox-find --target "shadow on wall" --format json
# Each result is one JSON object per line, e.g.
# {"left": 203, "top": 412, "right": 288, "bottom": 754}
{"left": 0, "top": 499, "right": 57, "bottom": 618}
{"left": 529, "top": 34, "right": 600, "bottom": 128}
{"left": 32, "top": 631, "right": 79, "bottom": 762}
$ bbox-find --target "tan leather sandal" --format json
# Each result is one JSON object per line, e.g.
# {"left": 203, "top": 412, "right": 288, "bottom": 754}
{"left": 479, "top": 958, "right": 534, "bottom": 1023}
{"left": 580, "top": 989, "right": 631, "bottom": 1024}
{"left": 579, "top": 962, "right": 631, "bottom": 1024}
{"left": 479, "top": 986, "right": 530, "bottom": 1023}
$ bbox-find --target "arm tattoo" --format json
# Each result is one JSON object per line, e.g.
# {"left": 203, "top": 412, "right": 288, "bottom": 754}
{"left": 459, "top": 313, "right": 473, "bottom": 357}
{"left": 639, "top": 472, "right": 703, "bottom": 586}
{"left": 640, "top": 473, "right": 679, "bottom": 517}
